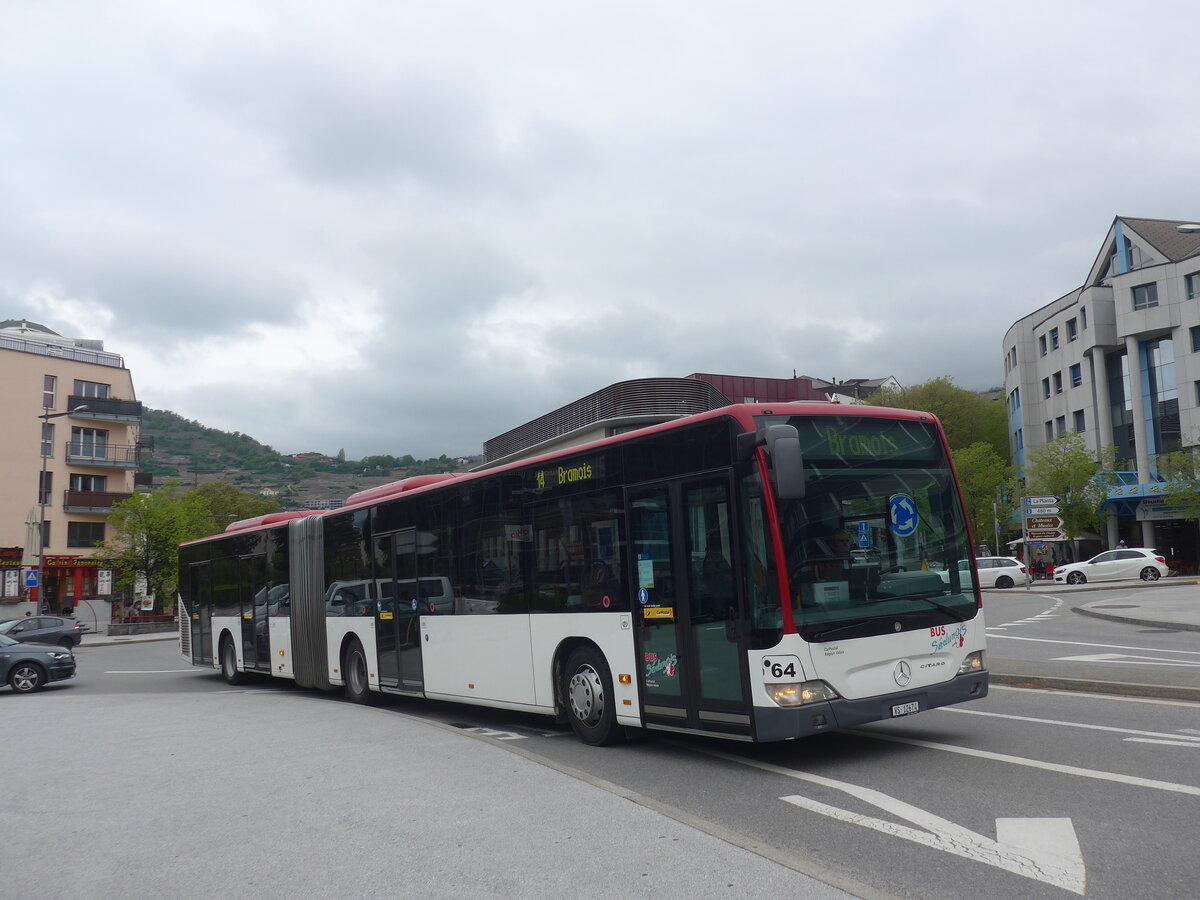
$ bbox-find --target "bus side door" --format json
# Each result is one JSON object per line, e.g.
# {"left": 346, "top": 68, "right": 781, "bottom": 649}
{"left": 629, "top": 475, "right": 749, "bottom": 737}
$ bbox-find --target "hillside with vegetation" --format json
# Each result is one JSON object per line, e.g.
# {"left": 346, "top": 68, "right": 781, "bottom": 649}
{"left": 138, "top": 408, "right": 481, "bottom": 509}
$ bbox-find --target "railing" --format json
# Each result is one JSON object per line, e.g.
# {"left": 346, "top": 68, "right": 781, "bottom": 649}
{"left": 62, "top": 489, "right": 133, "bottom": 513}
{"left": 67, "top": 395, "right": 143, "bottom": 421}
{"left": 0, "top": 334, "right": 124, "bottom": 367}
{"left": 108, "top": 614, "right": 177, "bottom": 636}
{"left": 65, "top": 442, "right": 141, "bottom": 468}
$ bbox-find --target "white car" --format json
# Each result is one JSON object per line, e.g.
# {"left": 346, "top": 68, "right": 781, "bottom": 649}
{"left": 1053, "top": 548, "right": 1168, "bottom": 585}
{"left": 938, "top": 556, "right": 1029, "bottom": 589}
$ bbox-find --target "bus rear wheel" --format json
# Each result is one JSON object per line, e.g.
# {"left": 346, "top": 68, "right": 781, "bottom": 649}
{"left": 562, "top": 647, "right": 624, "bottom": 746}
{"left": 344, "top": 641, "right": 373, "bottom": 705}
{"left": 220, "top": 637, "right": 246, "bottom": 685}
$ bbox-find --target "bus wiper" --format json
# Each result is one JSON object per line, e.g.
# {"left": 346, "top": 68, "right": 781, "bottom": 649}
{"left": 905, "top": 593, "right": 970, "bottom": 621}
{"left": 810, "top": 620, "right": 884, "bottom": 642}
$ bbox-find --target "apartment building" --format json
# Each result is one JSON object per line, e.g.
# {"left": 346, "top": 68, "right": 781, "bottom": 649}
{"left": 1002, "top": 216, "right": 1200, "bottom": 559}
{"left": 0, "top": 319, "right": 145, "bottom": 616}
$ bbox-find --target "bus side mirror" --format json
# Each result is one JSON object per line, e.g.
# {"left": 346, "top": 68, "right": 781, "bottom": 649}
{"left": 765, "top": 424, "right": 805, "bottom": 499}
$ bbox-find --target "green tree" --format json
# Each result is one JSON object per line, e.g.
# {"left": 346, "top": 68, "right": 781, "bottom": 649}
{"left": 94, "top": 481, "right": 212, "bottom": 611}
{"left": 1151, "top": 449, "right": 1200, "bottom": 521}
{"left": 952, "top": 442, "right": 1019, "bottom": 547}
{"left": 866, "top": 377, "right": 1008, "bottom": 457}
{"left": 187, "top": 481, "right": 282, "bottom": 536}
{"left": 1023, "top": 433, "right": 1109, "bottom": 539}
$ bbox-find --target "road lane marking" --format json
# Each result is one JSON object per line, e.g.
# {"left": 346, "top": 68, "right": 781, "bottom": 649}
{"left": 847, "top": 730, "right": 1200, "bottom": 796}
{"left": 938, "top": 706, "right": 1200, "bottom": 744}
{"left": 1124, "top": 738, "right": 1200, "bottom": 747}
{"left": 986, "top": 634, "right": 1200, "bottom": 656}
{"left": 775, "top": 775, "right": 1084, "bottom": 893}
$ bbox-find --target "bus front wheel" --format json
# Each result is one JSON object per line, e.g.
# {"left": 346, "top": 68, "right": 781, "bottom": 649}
{"left": 344, "top": 641, "right": 373, "bottom": 705}
{"left": 562, "top": 647, "right": 624, "bottom": 746}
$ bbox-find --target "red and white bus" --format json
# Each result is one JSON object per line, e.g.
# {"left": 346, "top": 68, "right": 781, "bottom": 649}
{"left": 178, "top": 403, "right": 987, "bottom": 744}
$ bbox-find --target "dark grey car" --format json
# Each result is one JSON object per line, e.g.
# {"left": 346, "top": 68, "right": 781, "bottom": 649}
{"left": 0, "top": 633, "right": 77, "bottom": 693}
{"left": 0, "top": 616, "right": 88, "bottom": 648}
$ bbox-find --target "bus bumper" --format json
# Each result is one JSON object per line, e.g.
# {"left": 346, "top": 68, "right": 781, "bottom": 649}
{"left": 753, "top": 670, "right": 989, "bottom": 742}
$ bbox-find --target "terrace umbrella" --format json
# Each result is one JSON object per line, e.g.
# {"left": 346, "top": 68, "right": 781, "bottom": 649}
{"left": 22, "top": 506, "right": 41, "bottom": 567}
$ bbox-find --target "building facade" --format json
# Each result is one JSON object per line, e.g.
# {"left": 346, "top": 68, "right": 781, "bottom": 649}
{"left": 0, "top": 319, "right": 145, "bottom": 618}
{"left": 480, "top": 371, "right": 897, "bottom": 467}
{"left": 1003, "top": 216, "right": 1200, "bottom": 562}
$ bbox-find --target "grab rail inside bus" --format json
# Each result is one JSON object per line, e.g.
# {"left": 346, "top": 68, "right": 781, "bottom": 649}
{"left": 736, "top": 424, "right": 805, "bottom": 499}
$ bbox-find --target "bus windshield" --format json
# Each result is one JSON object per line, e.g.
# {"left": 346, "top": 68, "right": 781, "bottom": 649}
{"left": 766, "top": 415, "right": 978, "bottom": 640}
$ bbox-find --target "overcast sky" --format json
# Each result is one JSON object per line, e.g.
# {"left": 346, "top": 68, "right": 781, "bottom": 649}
{"left": 4, "top": 2, "right": 1199, "bottom": 459}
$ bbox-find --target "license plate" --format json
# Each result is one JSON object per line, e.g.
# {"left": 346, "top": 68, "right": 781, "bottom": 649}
{"left": 891, "top": 701, "right": 920, "bottom": 717}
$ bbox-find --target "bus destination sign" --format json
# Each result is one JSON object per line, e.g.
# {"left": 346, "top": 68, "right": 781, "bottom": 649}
{"left": 529, "top": 456, "right": 605, "bottom": 493}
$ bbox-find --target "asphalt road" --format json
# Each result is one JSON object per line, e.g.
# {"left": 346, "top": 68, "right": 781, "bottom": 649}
{"left": 6, "top": 634, "right": 1198, "bottom": 900}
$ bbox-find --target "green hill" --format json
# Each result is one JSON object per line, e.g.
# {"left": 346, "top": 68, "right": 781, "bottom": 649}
{"left": 138, "top": 408, "right": 481, "bottom": 508}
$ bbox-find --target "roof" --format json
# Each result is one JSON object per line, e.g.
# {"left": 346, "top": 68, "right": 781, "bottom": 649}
{"left": 1119, "top": 216, "right": 1200, "bottom": 264}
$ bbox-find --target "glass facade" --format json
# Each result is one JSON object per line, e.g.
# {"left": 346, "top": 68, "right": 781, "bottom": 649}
{"left": 1144, "top": 338, "right": 1180, "bottom": 456}
{"left": 1107, "top": 350, "right": 1135, "bottom": 469}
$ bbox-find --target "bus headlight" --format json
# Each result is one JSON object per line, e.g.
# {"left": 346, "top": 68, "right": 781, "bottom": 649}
{"left": 958, "top": 650, "right": 986, "bottom": 674}
{"left": 770, "top": 680, "right": 839, "bottom": 707}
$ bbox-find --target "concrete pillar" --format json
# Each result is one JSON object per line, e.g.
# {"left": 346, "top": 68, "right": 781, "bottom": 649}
{"left": 1106, "top": 514, "right": 1120, "bottom": 548}
{"left": 1141, "top": 520, "right": 1156, "bottom": 548}
{"left": 1091, "top": 350, "right": 1113, "bottom": 457}
{"left": 1125, "top": 335, "right": 1152, "bottom": 480}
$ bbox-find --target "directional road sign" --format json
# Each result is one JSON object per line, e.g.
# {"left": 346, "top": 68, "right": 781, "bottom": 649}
{"left": 1023, "top": 496, "right": 1059, "bottom": 506}
{"left": 1025, "top": 515, "right": 1064, "bottom": 530}
{"left": 1024, "top": 505, "right": 1061, "bottom": 516}
{"left": 1027, "top": 529, "right": 1066, "bottom": 541}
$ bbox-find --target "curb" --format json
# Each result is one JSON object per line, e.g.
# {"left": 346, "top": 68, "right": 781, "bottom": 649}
{"left": 1073, "top": 606, "right": 1200, "bottom": 633}
{"left": 990, "top": 671, "right": 1200, "bottom": 703}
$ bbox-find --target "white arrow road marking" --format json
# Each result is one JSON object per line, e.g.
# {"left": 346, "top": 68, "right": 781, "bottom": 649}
{"left": 1054, "top": 652, "right": 1200, "bottom": 669}
{"left": 461, "top": 727, "right": 526, "bottom": 741}
{"left": 779, "top": 774, "right": 1084, "bottom": 894}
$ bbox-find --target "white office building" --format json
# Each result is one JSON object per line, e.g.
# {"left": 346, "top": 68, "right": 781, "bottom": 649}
{"left": 1003, "top": 216, "right": 1200, "bottom": 564}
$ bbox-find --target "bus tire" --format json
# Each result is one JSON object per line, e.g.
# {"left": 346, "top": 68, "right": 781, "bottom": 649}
{"left": 562, "top": 646, "right": 625, "bottom": 746}
{"left": 344, "top": 640, "right": 373, "bottom": 705}
{"left": 220, "top": 636, "right": 247, "bottom": 686}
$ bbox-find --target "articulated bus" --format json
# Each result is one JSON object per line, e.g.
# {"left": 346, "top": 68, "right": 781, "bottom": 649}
{"left": 178, "top": 403, "right": 988, "bottom": 745}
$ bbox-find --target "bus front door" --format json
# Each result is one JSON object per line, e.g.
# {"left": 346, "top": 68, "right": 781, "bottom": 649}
{"left": 188, "top": 563, "right": 212, "bottom": 665}
{"left": 629, "top": 477, "right": 749, "bottom": 738}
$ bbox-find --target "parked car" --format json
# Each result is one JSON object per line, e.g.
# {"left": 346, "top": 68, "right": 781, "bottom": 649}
{"left": 0, "top": 615, "right": 88, "bottom": 648}
{"left": 0, "top": 632, "right": 77, "bottom": 693}
{"left": 937, "top": 556, "right": 1029, "bottom": 589}
{"left": 1053, "top": 548, "right": 1169, "bottom": 585}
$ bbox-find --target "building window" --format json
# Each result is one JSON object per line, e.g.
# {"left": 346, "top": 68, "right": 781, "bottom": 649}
{"left": 41, "top": 422, "right": 54, "bottom": 458}
{"left": 40, "top": 520, "right": 51, "bottom": 550}
{"left": 1195, "top": 380, "right": 1200, "bottom": 406}
{"left": 1042, "top": 377, "right": 1051, "bottom": 399}
{"left": 67, "top": 521, "right": 105, "bottom": 548}
{"left": 1132, "top": 282, "right": 1159, "bottom": 310}
{"left": 1066, "top": 318, "right": 1078, "bottom": 342}
{"left": 1056, "top": 416, "right": 1066, "bottom": 437}
{"left": 70, "top": 474, "right": 107, "bottom": 492}
{"left": 43, "top": 374, "right": 56, "bottom": 410}
{"left": 38, "top": 471, "right": 52, "bottom": 505}
{"left": 72, "top": 380, "right": 111, "bottom": 399}
{"left": 1074, "top": 410, "right": 1086, "bottom": 432}
{"left": 1187, "top": 272, "right": 1200, "bottom": 300}
{"left": 1016, "top": 428, "right": 1023, "bottom": 449}
{"left": 1192, "top": 326, "right": 1200, "bottom": 353}
{"left": 1010, "top": 347, "right": 1017, "bottom": 368}
{"left": 1053, "top": 372, "right": 1063, "bottom": 394}
{"left": 1045, "top": 421, "right": 1054, "bottom": 442}
{"left": 1081, "top": 307, "right": 1088, "bottom": 329}
{"left": 1050, "top": 328, "right": 1060, "bottom": 350}
{"left": 1069, "top": 363, "right": 1082, "bottom": 387}
{"left": 70, "top": 427, "right": 109, "bottom": 460}
{"left": 1039, "top": 335, "right": 1047, "bottom": 356}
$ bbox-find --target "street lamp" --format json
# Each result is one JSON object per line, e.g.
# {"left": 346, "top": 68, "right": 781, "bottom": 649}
{"left": 36, "top": 404, "right": 87, "bottom": 611}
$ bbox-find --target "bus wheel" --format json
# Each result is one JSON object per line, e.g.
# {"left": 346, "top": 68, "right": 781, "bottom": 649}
{"left": 563, "top": 647, "right": 624, "bottom": 746}
{"left": 344, "top": 641, "right": 373, "bottom": 705}
{"left": 220, "top": 637, "right": 246, "bottom": 685}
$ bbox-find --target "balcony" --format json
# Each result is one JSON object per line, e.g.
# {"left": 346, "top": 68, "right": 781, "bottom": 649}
{"left": 65, "top": 442, "right": 142, "bottom": 469}
{"left": 67, "top": 395, "right": 143, "bottom": 423}
{"left": 62, "top": 489, "right": 133, "bottom": 514}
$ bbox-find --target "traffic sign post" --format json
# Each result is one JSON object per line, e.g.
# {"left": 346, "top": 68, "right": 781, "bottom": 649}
{"left": 1021, "top": 496, "right": 1062, "bottom": 591}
